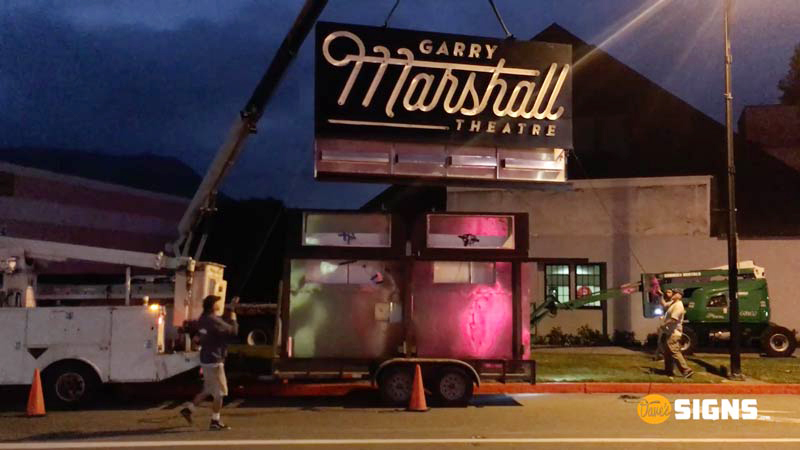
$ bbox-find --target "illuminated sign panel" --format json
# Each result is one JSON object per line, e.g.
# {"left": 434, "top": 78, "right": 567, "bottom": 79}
{"left": 315, "top": 22, "right": 572, "bottom": 184}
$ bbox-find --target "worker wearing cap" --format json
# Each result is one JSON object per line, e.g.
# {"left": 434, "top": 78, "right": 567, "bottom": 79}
{"left": 660, "top": 291, "right": 693, "bottom": 378}
{"left": 180, "top": 295, "right": 238, "bottom": 430}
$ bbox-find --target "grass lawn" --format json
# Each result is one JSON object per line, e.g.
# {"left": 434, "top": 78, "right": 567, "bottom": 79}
{"left": 534, "top": 351, "right": 800, "bottom": 384}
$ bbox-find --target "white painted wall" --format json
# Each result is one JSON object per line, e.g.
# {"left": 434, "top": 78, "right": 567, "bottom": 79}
{"left": 448, "top": 176, "right": 800, "bottom": 341}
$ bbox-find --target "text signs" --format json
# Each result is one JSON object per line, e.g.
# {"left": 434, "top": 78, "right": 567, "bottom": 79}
{"left": 315, "top": 22, "right": 573, "bottom": 150}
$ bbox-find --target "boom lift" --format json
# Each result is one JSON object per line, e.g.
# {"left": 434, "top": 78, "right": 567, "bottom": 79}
{"left": 531, "top": 262, "right": 797, "bottom": 357}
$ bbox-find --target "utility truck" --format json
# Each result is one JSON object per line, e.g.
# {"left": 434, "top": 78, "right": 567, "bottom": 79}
{"left": 0, "top": 236, "right": 227, "bottom": 407}
{"left": 531, "top": 262, "right": 797, "bottom": 357}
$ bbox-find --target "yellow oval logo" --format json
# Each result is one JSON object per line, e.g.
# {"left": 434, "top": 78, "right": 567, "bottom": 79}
{"left": 637, "top": 394, "right": 672, "bottom": 424}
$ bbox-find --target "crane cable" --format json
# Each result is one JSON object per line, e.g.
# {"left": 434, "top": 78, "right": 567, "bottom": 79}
{"left": 383, "top": 0, "right": 400, "bottom": 28}
{"left": 569, "top": 149, "right": 648, "bottom": 274}
{"left": 383, "top": 0, "right": 515, "bottom": 40}
{"left": 488, "top": 0, "right": 514, "bottom": 39}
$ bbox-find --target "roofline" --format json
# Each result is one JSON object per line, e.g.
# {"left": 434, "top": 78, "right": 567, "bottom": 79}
{"left": 741, "top": 104, "right": 799, "bottom": 110}
{"left": 448, "top": 175, "right": 713, "bottom": 192}
{"left": 531, "top": 24, "right": 726, "bottom": 133}
{"left": 0, "top": 161, "right": 190, "bottom": 203}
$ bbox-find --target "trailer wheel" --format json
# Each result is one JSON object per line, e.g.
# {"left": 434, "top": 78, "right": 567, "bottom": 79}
{"left": 43, "top": 361, "right": 100, "bottom": 409}
{"left": 761, "top": 326, "right": 797, "bottom": 357}
{"left": 679, "top": 327, "right": 698, "bottom": 355}
{"left": 378, "top": 365, "right": 413, "bottom": 406}
{"left": 434, "top": 367, "right": 473, "bottom": 406}
{"left": 245, "top": 328, "right": 271, "bottom": 346}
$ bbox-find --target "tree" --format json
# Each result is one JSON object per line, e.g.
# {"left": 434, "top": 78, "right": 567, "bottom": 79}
{"left": 778, "top": 43, "right": 800, "bottom": 106}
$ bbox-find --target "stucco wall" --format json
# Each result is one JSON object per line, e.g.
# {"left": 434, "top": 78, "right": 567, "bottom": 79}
{"left": 448, "top": 176, "right": 800, "bottom": 340}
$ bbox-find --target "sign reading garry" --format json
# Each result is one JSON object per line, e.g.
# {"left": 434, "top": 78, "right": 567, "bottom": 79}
{"left": 315, "top": 22, "right": 573, "bottom": 150}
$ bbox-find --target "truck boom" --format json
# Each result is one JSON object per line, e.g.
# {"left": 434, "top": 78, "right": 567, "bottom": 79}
{"left": 172, "top": 0, "right": 328, "bottom": 258}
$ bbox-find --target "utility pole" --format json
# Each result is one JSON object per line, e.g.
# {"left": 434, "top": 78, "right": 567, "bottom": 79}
{"left": 723, "top": 0, "right": 743, "bottom": 380}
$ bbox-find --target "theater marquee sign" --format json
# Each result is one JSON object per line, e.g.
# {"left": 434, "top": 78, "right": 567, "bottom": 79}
{"left": 315, "top": 22, "right": 572, "bottom": 185}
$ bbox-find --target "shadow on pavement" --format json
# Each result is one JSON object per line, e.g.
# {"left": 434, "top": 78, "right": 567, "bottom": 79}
{"left": 1, "top": 426, "right": 189, "bottom": 443}
{"left": 224, "top": 391, "right": 521, "bottom": 410}
{"left": 688, "top": 357, "right": 728, "bottom": 377}
{"left": 471, "top": 395, "right": 523, "bottom": 407}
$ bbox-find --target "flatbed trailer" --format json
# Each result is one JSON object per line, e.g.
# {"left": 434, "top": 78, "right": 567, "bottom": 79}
{"left": 258, "top": 210, "right": 536, "bottom": 405}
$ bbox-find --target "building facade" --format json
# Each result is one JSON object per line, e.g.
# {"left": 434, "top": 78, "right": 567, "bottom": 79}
{"left": 448, "top": 176, "right": 800, "bottom": 340}
{"left": 0, "top": 162, "right": 188, "bottom": 274}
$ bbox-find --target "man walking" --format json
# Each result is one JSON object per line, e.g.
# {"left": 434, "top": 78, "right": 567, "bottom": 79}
{"left": 661, "top": 291, "right": 693, "bottom": 378}
{"left": 180, "top": 295, "right": 238, "bottom": 430}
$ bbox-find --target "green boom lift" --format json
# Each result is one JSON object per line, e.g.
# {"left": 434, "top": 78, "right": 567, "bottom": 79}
{"left": 531, "top": 262, "right": 797, "bottom": 357}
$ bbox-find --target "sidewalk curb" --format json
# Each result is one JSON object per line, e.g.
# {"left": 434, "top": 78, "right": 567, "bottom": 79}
{"left": 475, "top": 382, "right": 800, "bottom": 395}
{"left": 221, "top": 382, "right": 800, "bottom": 398}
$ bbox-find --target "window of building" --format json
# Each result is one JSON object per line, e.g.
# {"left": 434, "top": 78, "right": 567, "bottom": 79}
{"left": 707, "top": 294, "right": 728, "bottom": 308}
{"left": 576, "top": 264, "right": 602, "bottom": 307}
{"left": 545, "top": 263, "right": 605, "bottom": 309}
{"left": 433, "top": 261, "right": 496, "bottom": 284}
{"left": 545, "top": 264, "right": 570, "bottom": 303}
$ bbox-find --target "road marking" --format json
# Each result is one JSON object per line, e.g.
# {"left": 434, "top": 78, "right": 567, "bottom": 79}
{"left": 6, "top": 438, "right": 800, "bottom": 448}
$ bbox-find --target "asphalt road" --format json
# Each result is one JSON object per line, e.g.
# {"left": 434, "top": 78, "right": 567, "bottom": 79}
{"left": 2, "top": 393, "right": 800, "bottom": 449}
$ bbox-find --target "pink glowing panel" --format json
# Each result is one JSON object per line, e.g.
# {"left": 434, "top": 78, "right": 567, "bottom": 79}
{"left": 521, "top": 262, "right": 533, "bottom": 360}
{"left": 412, "top": 261, "right": 513, "bottom": 359}
{"left": 427, "top": 215, "right": 515, "bottom": 249}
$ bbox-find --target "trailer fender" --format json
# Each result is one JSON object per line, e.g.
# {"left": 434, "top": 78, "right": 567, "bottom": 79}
{"left": 373, "top": 358, "right": 481, "bottom": 386}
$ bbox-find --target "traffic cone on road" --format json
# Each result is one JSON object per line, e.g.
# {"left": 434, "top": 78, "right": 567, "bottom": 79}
{"left": 27, "top": 369, "right": 46, "bottom": 417}
{"left": 407, "top": 364, "right": 428, "bottom": 412}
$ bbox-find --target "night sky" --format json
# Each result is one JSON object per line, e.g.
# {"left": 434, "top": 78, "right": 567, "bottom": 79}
{"left": 2, "top": 0, "right": 798, "bottom": 208}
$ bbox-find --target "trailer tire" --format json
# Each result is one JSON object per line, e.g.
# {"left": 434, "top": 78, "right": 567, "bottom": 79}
{"left": 378, "top": 365, "right": 413, "bottom": 406}
{"left": 245, "top": 328, "right": 271, "bottom": 346}
{"left": 761, "top": 326, "right": 797, "bottom": 357}
{"left": 679, "top": 327, "right": 698, "bottom": 355}
{"left": 434, "top": 367, "right": 473, "bottom": 406}
{"left": 43, "top": 361, "right": 100, "bottom": 409}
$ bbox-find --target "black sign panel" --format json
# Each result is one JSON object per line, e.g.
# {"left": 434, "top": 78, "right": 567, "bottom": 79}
{"left": 315, "top": 22, "right": 572, "bottom": 150}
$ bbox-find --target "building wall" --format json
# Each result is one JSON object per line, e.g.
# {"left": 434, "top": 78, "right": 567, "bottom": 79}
{"left": 448, "top": 176, "right": 800, "bottom": 340}
{"left": 0, "top": 162, "right": 188, "bottom": 274}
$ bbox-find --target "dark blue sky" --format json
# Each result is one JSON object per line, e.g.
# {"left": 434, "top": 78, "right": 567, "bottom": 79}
{"left": 2, "top": 0, "right": 798, "bottom": 207}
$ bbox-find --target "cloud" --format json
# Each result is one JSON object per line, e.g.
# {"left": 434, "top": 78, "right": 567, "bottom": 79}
{"left": 1, "top": 0, "right": 798, "bottom": 208}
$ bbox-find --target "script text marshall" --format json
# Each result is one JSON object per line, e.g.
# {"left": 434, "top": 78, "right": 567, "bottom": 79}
{"left": 321, "top": 30, "right": 570, "bottom": 137}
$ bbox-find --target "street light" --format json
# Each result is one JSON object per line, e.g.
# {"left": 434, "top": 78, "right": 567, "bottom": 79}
{"left": 723, "top": 0, "right": 743, "bottom": 380}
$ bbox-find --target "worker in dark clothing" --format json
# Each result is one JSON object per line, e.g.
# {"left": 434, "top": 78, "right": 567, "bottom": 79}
{"left": 653, "top": 288, "right": 674, "bottom": 361}
{"left": 180, "top": 295, "right": 238, "bottom": 430}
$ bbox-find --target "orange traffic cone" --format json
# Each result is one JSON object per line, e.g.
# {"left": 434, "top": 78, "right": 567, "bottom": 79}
{"left": 27, "top": 368, "right": 46, "bottom": 417}
{"left": 407, "top": 364, "right": 428, "bottom": 412}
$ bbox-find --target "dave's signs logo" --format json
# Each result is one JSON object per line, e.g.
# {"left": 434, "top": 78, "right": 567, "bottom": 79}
{"left": 315, "top": 22, "right": 573, "bottom": 149}
{"left": 637, "top": 395, "right": 758, "bottom": 424}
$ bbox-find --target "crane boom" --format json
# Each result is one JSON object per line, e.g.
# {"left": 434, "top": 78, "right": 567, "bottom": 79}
{"left": 0, "top": 236, "right": 192, "bottom": 271}
{"left": 172, "top": 0, "right": 328, "bottom": 257}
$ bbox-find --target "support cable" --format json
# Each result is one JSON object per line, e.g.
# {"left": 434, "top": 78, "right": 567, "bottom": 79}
{"left": 569, "top": 149, "right": 648, "bottom": 274}
{"left": 488, "top": 0, "right": 514, "bottom": 39}
{"left": 383, "top": 0, "right": 400, "bottom": 28}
